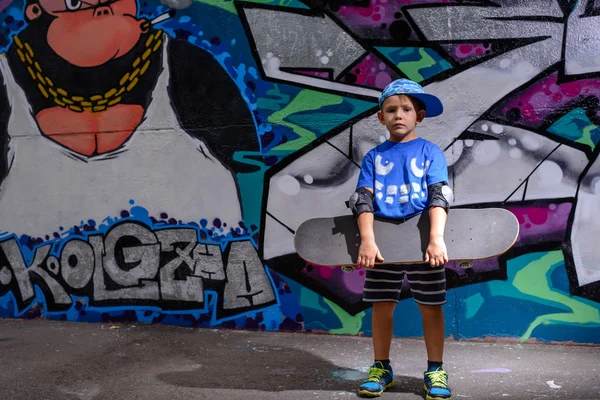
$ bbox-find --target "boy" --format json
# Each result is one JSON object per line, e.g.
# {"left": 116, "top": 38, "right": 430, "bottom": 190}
{"left": 348, "top": 79, "right": 453, "bottom": 399}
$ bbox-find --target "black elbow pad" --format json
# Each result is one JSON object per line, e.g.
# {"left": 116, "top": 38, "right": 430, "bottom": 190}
{"left": 348, "top": 187, "right": 374, "bottom": 218}
{"left": 428, "top": 182, "right": 453, "bottom": 213}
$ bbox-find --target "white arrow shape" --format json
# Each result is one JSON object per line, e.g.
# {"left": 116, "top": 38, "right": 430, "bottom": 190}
{"left": 241, "top": 5, "right": 380, "bottom": 98}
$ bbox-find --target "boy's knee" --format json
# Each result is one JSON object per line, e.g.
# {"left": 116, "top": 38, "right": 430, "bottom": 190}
{"left": 372, "top": 301, "right": 397, "bottom": 313}
{"left": 417, "top": 303, "right": 443, "bottom": 315}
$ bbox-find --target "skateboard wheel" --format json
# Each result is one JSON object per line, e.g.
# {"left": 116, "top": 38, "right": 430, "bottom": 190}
{"left": 459, "top": 261, "right": 473, "bottom": 269}
{"left": 341, "top": 266, "right": 355, "bottom": 273}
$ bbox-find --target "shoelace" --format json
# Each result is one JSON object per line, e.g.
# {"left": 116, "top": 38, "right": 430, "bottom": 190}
{"left": 366, "top": 367, "right": 387, "bottom": 383}
{"left": 425, "top": 370, "right": 448, "bottom": 388}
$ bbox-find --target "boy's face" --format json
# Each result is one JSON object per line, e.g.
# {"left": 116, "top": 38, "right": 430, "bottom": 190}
{"left": 377, "top": 94, "right": 426, "bottom": 142}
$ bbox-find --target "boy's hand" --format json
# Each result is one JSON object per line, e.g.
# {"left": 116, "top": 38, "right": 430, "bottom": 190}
{"left": 425, "top": 236, "right": 448, "bottom": 267}
{"left": 357, "top": 239, "right": 384, "bottom": 269}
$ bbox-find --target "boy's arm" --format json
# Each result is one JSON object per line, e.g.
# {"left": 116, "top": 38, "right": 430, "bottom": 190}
{"left": 349, "top": 187, "right": 384, "bottom": 268}
{"left": 425, "top": 182, "right": 452, "bottom": 267}
{"left": 356, "top": 188, "right": 375, "bottom": 242}
{"left": 426, "top": 206, "right": 448, "bottom": 267}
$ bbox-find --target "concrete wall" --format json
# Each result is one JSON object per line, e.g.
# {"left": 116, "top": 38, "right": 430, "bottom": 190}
{"left": 0, "top": 0, "right": 598, "bottom": 344}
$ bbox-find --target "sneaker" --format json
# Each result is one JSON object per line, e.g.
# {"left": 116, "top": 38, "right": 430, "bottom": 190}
{"left": 424, "top": 367, "right": 452, "bottom": 400}
{"left": 358, "top": 361, "right": 394, "bottom": 397}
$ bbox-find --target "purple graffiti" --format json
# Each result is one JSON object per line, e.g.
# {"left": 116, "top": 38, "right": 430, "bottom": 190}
{"left": 339, "top": 53, "right": 400, "bottom": 89}
{"left": 507, "top": 202, "right": 572, "bottom": 245}
{"left": 335, "top": 0, "right": 457, "bottom": 40}
{"left": 0, "top": 0, "right": 12, "bottom": 12}
{"left": 495, "top": 72, "right": 600, "bottom": 128}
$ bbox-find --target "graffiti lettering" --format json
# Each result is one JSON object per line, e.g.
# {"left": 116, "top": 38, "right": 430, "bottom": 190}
{"left": 0, "top": 222, "right": 276, "bottom": 318}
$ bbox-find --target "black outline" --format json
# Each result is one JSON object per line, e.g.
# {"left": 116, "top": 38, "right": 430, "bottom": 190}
{"left": 257, "top": 104, "right": 377, "bottom": 260}
{"left": 235, "top": 1, "right": 380, "bottom": 103}
{"left": 563, "top": 143, "right": 600, "bottom": 301}
{"left": 279, "top": 67, "right": 335, "bottom": 81}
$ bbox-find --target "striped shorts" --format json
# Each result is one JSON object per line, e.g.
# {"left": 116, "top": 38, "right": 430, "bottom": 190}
{"left": 362, "top": 263, "right": 447, "bottom": 306}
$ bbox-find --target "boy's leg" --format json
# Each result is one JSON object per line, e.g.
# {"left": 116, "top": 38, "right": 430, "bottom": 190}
{"left": 359, "top": 266, "right": 404, "bottom": 397}
{"left": 406, "top": 265, "right": 452, "bottom": 400}
{"left": 372, "top": 301, "right": 396, "bottom": 361}
{"left": 418, "top": 303, "right": 444, "bottom": 364}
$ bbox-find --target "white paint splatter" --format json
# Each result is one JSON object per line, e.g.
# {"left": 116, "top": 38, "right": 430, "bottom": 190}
{"left": 546, "top": 380, "right": 562, "bottom": 389}
{"left": 277, "top": 175, "right": 300, "bottom": 196}
{"left": 509, "top": 148, "right": 522, "bottom": 159}
{"left": 508, "top": 138, "right": 517, "bottom": 146}
{"left": 470, "top": 368, "right": 512, "bottom": 373}
{"left": 473, "top": 141, "right": 502, "bottom": 165}
{"left": 481, "top": 123, "right": 489, "bottom": 132}
{"left": 445, "top": 140, "right": 464, "bottom": 166}
{"left": 520, "top": 133, "right": 542, "bottom": 150}
{"left": 491, "top": 124, "right": 504, "bottom": 134}
{"left": 500, "top": 59, "right": 511, "bottom": 69}
{"left": 535, "top": 160, "right": 563, "bottom": 186}
{"left": 303, "top": 175, "right": 314, "bottom": 184}
{"left": 465, "top": 139, "right": 475, "bottom": 147}
{"left": 320, "top": 56, "right": 330, "bottom": 65}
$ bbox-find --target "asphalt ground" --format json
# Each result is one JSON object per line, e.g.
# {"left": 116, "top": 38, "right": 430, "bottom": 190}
{"left": 0, "top": 318, "right": 598, "bottom": 399}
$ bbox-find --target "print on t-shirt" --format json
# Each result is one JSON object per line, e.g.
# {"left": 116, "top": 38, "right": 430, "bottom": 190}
{"left": 356, "top": 138, "right": 449, "bottom": 220}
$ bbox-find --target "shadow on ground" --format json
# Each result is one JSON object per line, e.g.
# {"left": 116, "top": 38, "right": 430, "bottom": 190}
{"left": 156, "top": 342, "right": 425, "bottom": 397}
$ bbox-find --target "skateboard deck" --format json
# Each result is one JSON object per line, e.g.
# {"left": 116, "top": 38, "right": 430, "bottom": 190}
{"left": 294, "top": 208, "right": 519, "bottom": 272}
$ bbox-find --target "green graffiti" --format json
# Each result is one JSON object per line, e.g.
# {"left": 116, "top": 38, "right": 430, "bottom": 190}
{"left": 580, "top": 124, "right": 597, "bottom": 149}
{"left": 324, "top": 298, "right": 366, "bottom": 335}
{"left": 511, "top": 251, "right": 600, "bottom": 343}
{"left": 464, "top": 293, "right": 485, "bottom": 319}
{"left": 195, "top": 0, "right": 307, "bottom": 13}
{"left": 257, "top": 84, "right": 292, "bottom": 112}
{"left": 233, "top": 151, "right": 271, "bottom": 230}
{"left": 547, "top": 107, "right": 600, "bottom": 150}
{"left": 268, "top": 90, "right": 343, "bottom": 151}
{"left": 376, "top": 47, "right": 452, "bottom": 82}
{"left": 299, "top": 287, "right": 329, "bottom": 315}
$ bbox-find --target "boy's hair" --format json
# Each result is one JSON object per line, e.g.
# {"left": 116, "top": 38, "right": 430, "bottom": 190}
{"left": 406, "top": 95, "right": 426, "bottom": 113}
{"left": 381, "top": 93, "right": 427, "bottom": 114}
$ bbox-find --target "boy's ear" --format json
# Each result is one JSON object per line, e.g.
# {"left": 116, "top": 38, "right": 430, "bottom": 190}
{"left": 377, "top": 110, "right": 385, "bottom": 125}
{"left": 416, "top": 109, "right": 426, "bottom": 123}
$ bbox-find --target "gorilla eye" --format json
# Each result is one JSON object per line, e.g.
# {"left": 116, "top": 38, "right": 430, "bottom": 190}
{"left": 65, "top": 0, "right": 82, "bottom": 10}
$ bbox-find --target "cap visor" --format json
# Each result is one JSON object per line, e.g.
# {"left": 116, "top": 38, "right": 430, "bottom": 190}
{"left": 410, "top": 93, "right": 444, "bottom": 118}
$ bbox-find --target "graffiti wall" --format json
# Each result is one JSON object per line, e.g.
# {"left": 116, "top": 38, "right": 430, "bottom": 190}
{"left": 0, "top": 0, "right": 598, "bottom": 344}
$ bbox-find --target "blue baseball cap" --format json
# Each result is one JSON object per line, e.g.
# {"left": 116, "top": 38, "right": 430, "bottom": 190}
{"left": 379, "top": 79, "right": 444, "bottom": 117}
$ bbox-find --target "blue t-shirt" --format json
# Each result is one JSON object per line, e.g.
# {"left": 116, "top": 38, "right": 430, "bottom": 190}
{"left": 356, "top": 137, "right": 449, "bottom": 219}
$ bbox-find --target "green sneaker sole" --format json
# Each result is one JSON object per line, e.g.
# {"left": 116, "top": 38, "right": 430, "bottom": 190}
{"left": 424, "top": 384, "right": 451, "bottom": 400}
{"left": 358, "top": 381, "right": 395, "bottom": 397}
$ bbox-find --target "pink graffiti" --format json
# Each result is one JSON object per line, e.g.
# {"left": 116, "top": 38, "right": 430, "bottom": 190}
{"left": 452, "top": 43, "right": 492, "bottom": 60}
{"left": 497, "top": 72, "right": 600, "bottom": 128}
{"left": 336, "top": 0, "right": 457, "bottom": 35}
{"left": 507, "top": 202, "right": 572, "bottom": 245}
{"left": 0, "top": 0, "right": 12, "bottom": 12}
{"left": 340, "top": 53, "right": 399, "bottom": 89}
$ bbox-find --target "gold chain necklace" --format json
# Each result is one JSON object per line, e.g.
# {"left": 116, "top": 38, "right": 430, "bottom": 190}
{"left": 12, "top": 30, "right": 163, "bottom": 113}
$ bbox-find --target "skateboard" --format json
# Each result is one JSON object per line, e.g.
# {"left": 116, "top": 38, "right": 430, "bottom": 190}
{"left": 293, "top": 208, "right": 520, "bottom": 272}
